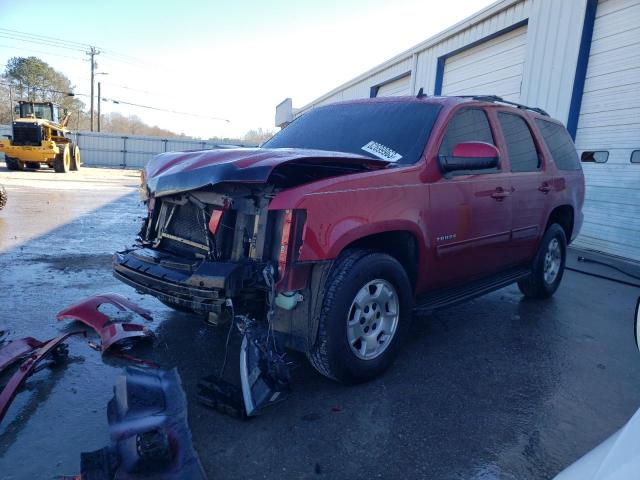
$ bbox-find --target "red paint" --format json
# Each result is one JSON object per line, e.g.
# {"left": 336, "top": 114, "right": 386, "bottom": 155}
{"left": 451, "top": 141, "right": 499, "bottom": 158}
{"left": 0, "top": 331, "right": 86, "bottom": 423}
{"left": 0, "top": 337, "right": 45, "bottom": 372}
{"left": 56, "top": 293, "right": 153, "bottom": 352}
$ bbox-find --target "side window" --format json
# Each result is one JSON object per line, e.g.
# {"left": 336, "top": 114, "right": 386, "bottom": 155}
{"left": 498, "top": 113, "right": 540, "bottom": 172}
{"left": 534, "top": 119, "right": 581, "bottom": 170}
{"left": 438, "top": 108, "right": 494, "bottom": 156}
{"left": 632, "top": 150, "right": 640, "bottom": 164}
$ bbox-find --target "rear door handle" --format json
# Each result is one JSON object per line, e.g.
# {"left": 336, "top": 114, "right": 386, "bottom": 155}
{"left": 538, "top": 183, "right": 552, "bottom": 194}
{"left": 491, "top": 187, "right": 511, "bottom": 201}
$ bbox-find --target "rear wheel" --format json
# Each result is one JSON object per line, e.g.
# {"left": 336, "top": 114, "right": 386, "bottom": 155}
{"left": 53, "top": 144, "right": 71, "bottom": 173}
{"left": 307, "top": 249, "right": 412, "bottom": 384}
{"left": 518, "top": 223, "right": 567, "bottom": 299}
{"left": 70, "top": 145, "right": 81, "bottom": 171}
{"left": 5, "top": 157, "right": 24, "bottom": 171}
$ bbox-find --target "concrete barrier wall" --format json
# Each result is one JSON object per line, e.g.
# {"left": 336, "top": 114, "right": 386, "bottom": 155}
{"left": 0, "top": 124, "right": 242, "bottom": 169}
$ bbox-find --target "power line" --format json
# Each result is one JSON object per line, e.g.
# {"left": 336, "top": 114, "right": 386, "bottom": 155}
{"left": 0, "top": 28, "right": 92, "bottom": 49}
{"left": 0, "top": 33, "right": 88, "bottom": 52}
{"left": 0, "top": 82, "right": 231, "bottom": 122}
{"left": 0, "top": 43, "right": 88, "bottom": 62}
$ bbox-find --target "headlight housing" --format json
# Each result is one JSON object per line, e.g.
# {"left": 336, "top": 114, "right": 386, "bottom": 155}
{"left": 138, "top": 169, "right": 148, "bottom": 201}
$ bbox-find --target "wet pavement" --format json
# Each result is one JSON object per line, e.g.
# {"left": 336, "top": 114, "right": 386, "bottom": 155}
{"left": 1, "top": 164, "right": 639, "bottom": 479}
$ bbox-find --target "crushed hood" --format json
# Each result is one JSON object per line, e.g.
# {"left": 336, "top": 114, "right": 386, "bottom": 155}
{"left": 144, "top": 147, "right": 388, "bottom": 197}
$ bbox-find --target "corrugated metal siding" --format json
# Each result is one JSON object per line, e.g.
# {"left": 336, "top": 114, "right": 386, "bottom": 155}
{"left": 296, "top": 0, "right": 532, "bottom": 116}
{"left": 0, "top": 126, "right": 230, "bottom": 169}
{"left": 416, "top": 0, "right": 531, "bottom": 94}
{"left": 303, "top": 57, "right": 413, "bottom": 111}
{"left": 572, "top": 0, "right": 640, "bottom": 260}
{"left": 441, "top": 25, "right": 527, "bottom": 100}
{"left": 376, "top": 74, "right": 411, "bottom": 97}
{"left": 520, "top": 0, "right": 586, "bottom": 121}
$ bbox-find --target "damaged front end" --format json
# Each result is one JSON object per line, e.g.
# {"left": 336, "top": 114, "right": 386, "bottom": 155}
{"left": 114, "top": 148, "right": 385, "bottom": 350}
{"left": 114, "top": 184, "right": 306, "bottom": 325}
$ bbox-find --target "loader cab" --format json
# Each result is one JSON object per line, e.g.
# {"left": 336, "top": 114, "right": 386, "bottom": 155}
{"left": 16, "top": 101, "right": 64, "bottom": 123}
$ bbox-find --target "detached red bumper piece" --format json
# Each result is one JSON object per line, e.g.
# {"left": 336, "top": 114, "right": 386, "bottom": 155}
{"left": 56, "top": 294, "right": 153, "bottom": 352}
{"left": 0, "top": 337, "right": 45, "bottom": 373}
{"left": 0, "top": 331, "right": 85, "bottom": 423}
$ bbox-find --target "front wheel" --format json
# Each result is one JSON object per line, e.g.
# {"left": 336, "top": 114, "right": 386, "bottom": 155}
{"left": 307, "top": 250, "right": 412, "bottom": 384}
{"left": 53, "top": 144, "right": 71, "bottom": 173}
{"left": 518, "top": 223, "right": 567, "bottom": 299}
{"left": 5, "top": 157, "right": 24, "bottom": 171}
{"left": 70, "top": 145, "right": 81, "bottom": 171}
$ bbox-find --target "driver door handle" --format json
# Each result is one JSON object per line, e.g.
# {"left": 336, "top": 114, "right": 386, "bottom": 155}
{"left": 491, "top": 187, "right": 511, "bottom": 201}
{"left": 538, "top": 183, "right": 552, "bottom": 194}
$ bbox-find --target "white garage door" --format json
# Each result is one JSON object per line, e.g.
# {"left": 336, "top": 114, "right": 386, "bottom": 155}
{"left": 573, "top": 0, "right": 640, "bottom": 260}
{"left": 376, "top": 75, "right": 411, "bottom": 97}
{"left": 442, "top": 25, "right": 527, "bottom": 101}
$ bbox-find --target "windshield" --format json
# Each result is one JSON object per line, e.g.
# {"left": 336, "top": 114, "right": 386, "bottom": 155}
{"left": 20, "top": 103, "right": 54, "bottom": 121}
{"left": 263, "top": 102, "right": 442, "bottom": 164}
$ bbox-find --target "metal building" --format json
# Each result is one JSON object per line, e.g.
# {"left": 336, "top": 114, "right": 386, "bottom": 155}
{"left": 276, "top": 0, "right": 640, "bottom": 261}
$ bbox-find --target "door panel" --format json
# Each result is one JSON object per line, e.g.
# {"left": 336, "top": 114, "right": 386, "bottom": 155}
{"left": 497, "top": 111, "right": 551, "bottom": 262}
{"left": 429, "top": 175, "right": 512, "bottom": 287}
{"left": 427, "top": 107, "right": 513, "bottom": 288}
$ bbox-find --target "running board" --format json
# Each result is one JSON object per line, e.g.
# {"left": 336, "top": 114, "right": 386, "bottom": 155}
{"left": 413, "top": 266, "right": 531, "bottom": 316}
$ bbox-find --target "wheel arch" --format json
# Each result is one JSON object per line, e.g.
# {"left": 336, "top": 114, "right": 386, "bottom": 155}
{"left": 546, "top": 205, "right": 574, "bottom": 243}
{"left": 338, "top": 229, "right": 420, "bottom": 290}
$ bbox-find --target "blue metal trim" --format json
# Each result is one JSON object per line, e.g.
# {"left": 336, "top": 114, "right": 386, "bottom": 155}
{"left": 434, "top": 57, "right": 446, "bottom": 96}
{"left": 567, "top": 0, "right": 598, "bottom": 140}
{"left": 370, "top": 86, "right": 380, "bottom": 98}
{"left": 433, "top": 19, "right": 529, "bottom": 96}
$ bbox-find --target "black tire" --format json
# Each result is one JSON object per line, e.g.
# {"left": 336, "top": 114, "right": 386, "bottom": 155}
{"left": 5, "top": 157, "right": 24, "bottom": 171}
{"left": 518, "top": 223, "right": 567, "bottom": 299}
{"left": 307, "top": 249, "right": 412, "bottom": 384}
{"left": 53, "top": 144, "right": 71, "bottom": 173}
{"left": 0, "top": 184, "right": 6, "bottom": 210}
{"left": 70, "top": 145, "right": 81, "bottom": 171}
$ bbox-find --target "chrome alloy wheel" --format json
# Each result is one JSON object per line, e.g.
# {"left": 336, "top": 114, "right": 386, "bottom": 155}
{"left": 543, "top": 238, "right": 562, "bottom": 285}
{"left": 346, "top": 279, "right": 399, "bottom": 360}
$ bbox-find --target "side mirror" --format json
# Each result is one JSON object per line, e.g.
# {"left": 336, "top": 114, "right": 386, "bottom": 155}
{"left": 439, "top": 142, "right": 499, "bottom": 173}
{"left": 635, "top": 297, "right": 640, "bottom": 353}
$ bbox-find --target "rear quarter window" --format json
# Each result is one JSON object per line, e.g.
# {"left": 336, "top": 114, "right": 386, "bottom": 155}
{"left": 535, "top": 119, "right": 581, "bottom": 171}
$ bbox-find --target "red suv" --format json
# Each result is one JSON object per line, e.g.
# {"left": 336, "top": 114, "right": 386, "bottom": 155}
{"left": 114, "top": 95, "right": 585, "bottom": 383}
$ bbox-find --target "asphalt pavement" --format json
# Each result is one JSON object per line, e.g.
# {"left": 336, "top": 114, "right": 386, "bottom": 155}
{"left": 0, "top": 164, "right": 639, "bottom": 479}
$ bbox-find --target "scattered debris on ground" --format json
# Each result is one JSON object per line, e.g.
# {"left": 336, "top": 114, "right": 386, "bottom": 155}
{"left": 0, "top": 331, "right": 85, "bottom": 423}
{"left": 56, "top": 293, "right": 154, "bottom": 353}
{"left": 78, "top": 367, "right": 207, "bottom": 479}
{"left": 198, "top": 312, "right": 291, "bottom": 419}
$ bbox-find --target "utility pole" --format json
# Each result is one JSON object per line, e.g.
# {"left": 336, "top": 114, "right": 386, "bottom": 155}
{"left": 8, "top": 84, "right": 13, "bottom": 122}
{"left": 97, "top": 82, "right": 101, "bottom": 132}
{"left": 87, "top": 46, "right": 100, "bottom": 131}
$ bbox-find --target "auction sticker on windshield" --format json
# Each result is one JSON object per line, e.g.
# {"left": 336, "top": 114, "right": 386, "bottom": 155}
{"left": 361, "top": 141, "right": 403, "bottom": 162}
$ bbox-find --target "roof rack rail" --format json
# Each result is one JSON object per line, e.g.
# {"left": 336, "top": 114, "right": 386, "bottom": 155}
{"left": 458, "top": 95, "right": 550, "bottom": 116}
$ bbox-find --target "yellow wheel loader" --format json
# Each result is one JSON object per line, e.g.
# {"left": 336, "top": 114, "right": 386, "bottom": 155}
{"left": 0, "top": 101, "right": 81, "bottom": 173}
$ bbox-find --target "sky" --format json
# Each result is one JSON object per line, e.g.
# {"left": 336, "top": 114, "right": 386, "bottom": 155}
{"left": 0, "top": 0, "right": 495, "bottom": 139}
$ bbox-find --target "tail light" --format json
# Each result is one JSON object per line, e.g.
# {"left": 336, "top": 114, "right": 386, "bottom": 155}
{"left": 208, "top": 200, "right": 229, "bottom": 235}
{"left": 278, "top": 209, "right": 306, "bottom": 278}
